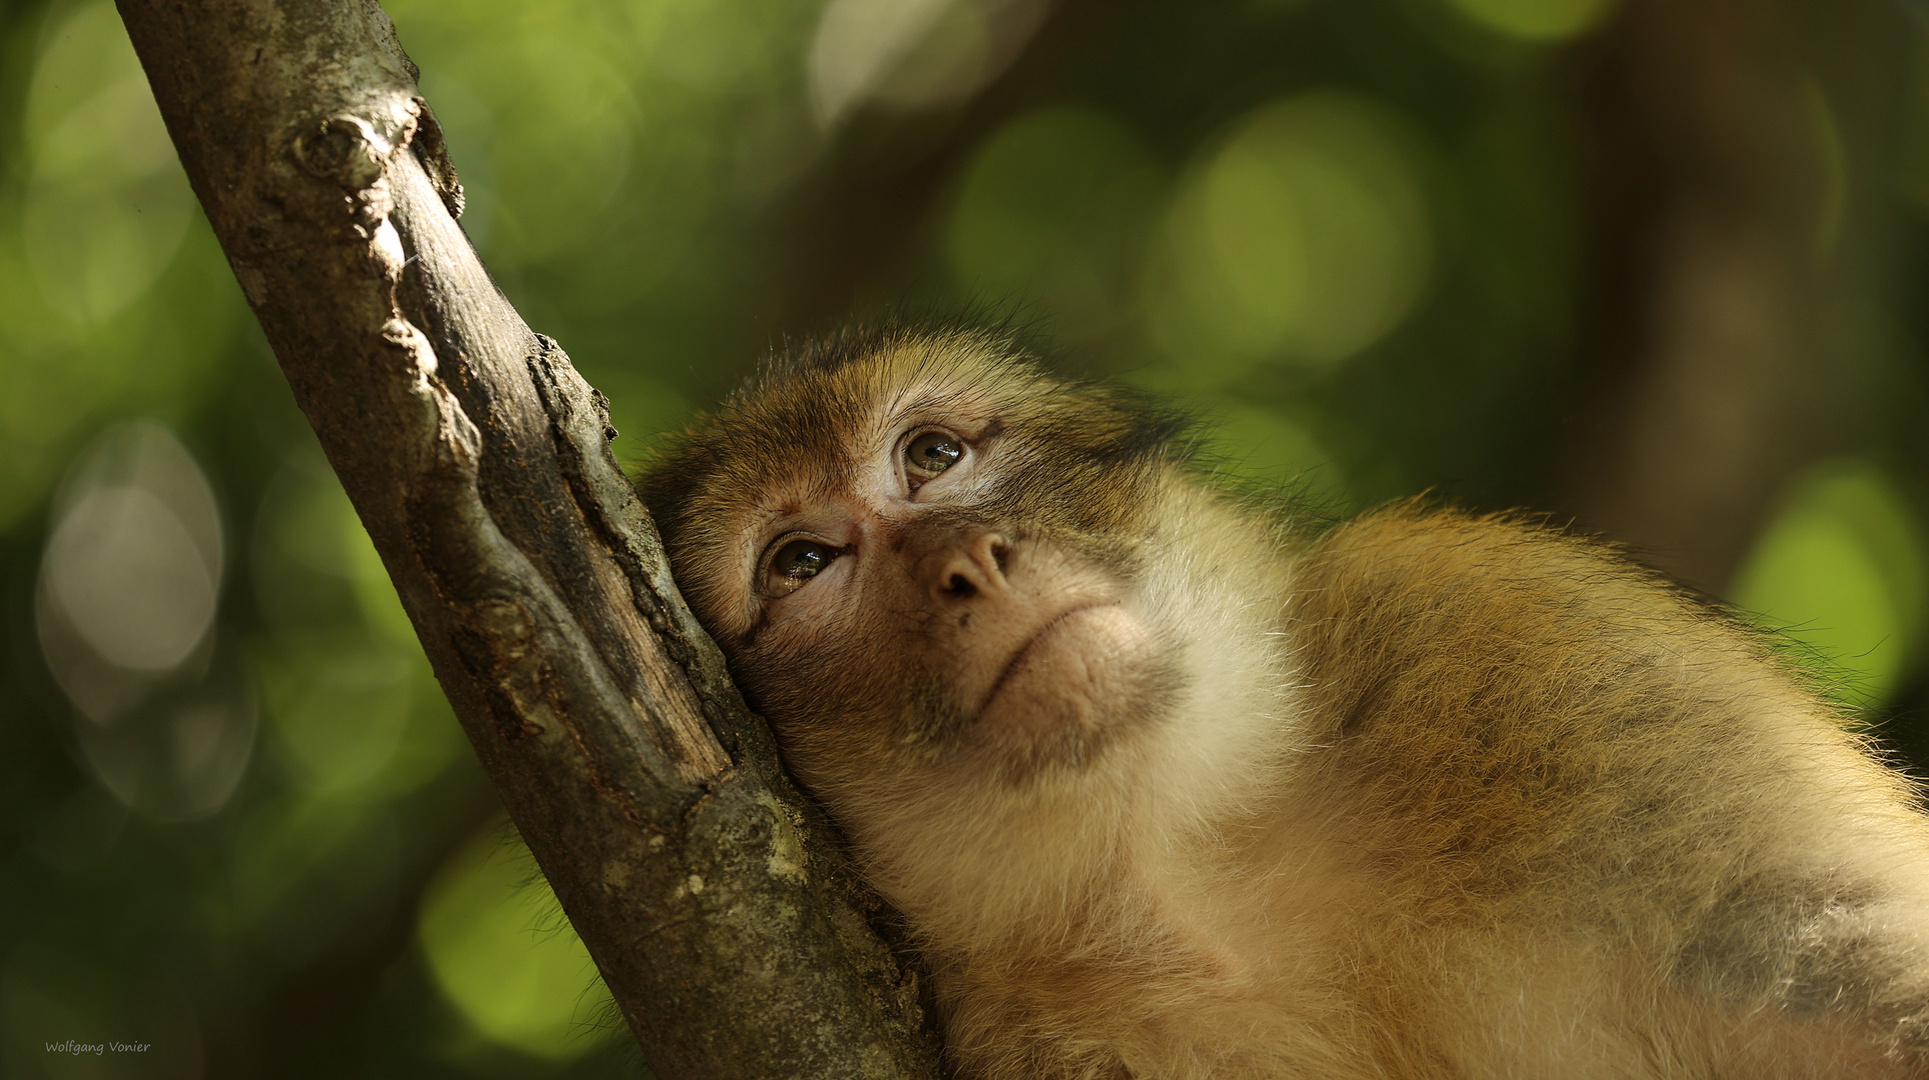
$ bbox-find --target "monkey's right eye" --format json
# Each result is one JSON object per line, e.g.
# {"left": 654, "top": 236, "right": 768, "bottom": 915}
{"left": 905, "top": 430, "right": 964, "bottom": 478}
{"left": 764, "top": 538, "right": 838, "bottom": 596}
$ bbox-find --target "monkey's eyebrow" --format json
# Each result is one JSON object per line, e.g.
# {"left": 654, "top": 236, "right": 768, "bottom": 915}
{"left": 884, "top": 382, "right": 989, "bottom": 424}
{"left": 739, "top": 500, "right": 802, "bottom": 543}
{"left": 760, "top": 497, "right": 805, "bottom": 520}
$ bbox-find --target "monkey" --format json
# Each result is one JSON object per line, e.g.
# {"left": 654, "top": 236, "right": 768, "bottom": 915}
{"left": 639, "top": 324, "right": 1929, "bottom": 1079}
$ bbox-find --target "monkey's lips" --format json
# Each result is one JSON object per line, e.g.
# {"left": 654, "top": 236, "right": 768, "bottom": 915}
{"left": 972, "top": 603, "right": 1159, "bottom": 751}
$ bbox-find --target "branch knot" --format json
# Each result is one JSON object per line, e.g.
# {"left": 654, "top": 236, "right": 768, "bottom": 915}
{"left": 291, "top": 113, "right": 393, "bottom": 191}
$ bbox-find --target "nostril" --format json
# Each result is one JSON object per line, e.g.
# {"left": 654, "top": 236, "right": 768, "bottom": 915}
{"left": 945, "top": 573, "right": 978, "bottom": 599}
{"left": 990, "top": 538, "right": 1011, "bottom": 573}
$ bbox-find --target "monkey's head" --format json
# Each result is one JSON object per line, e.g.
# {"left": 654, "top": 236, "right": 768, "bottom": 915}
{"left": 642, "top": 327, "right": 1298, "bottom": 930}
{"left": 642, "top": 327, "right": 1227, "bottom": 788}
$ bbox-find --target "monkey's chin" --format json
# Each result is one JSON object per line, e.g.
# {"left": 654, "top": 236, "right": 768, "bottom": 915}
{"left": 971, "top": 605, "right": 1170, "bottom": 775}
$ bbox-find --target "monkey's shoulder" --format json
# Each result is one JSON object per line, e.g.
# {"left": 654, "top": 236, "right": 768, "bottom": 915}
{"left": 1280, "top": 503, "right": 1832, "bottom": 800}
{"left": 1287, "top": 502, "right": 1723, "bottom": 664}
{"left": 1269, "top": 505, "right": 1929, "bottom": 1004}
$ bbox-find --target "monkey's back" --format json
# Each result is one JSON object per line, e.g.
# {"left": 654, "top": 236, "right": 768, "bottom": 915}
{"left": 1281, "top": 504, "right": 1929, "bottom": 1076}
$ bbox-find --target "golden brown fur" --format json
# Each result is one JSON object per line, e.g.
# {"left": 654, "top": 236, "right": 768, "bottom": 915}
{"left": 641, "top": 327, "right": 1929, "bottom": 1078}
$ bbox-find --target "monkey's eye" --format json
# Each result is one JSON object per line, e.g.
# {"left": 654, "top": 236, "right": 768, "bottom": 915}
{"left": 765, "top": 537, "right": 837, "bottom": 596}
{"left": 905, "top": 430, "right": 964, "bottom": 479}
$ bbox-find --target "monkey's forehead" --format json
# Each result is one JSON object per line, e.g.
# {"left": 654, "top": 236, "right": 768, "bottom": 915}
{"left": 643, "top": 332, "right": 1028, "bottom": 510}
{"left": 740, "top": 336, "right": 1027, "bottom": 461}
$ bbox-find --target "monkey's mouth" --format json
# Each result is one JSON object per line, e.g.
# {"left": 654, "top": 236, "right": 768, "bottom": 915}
{"left": 979, "top": 603, "right": 1109, "bottom": 710}
{"left": 973, "top": 602, "right": 1152, "bottom": 737}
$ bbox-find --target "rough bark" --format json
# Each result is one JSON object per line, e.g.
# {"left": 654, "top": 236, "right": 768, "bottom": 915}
{"left": 113, "top": 1, "right": 943, "bottom": 1077}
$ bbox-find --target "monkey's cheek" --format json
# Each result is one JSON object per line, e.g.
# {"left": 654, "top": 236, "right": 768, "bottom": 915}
{"left": 975, "top": 606, "right": 1160, "bottom": 761}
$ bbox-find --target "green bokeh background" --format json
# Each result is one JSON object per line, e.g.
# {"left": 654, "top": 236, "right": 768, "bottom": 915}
{"left": 5, "top": 0, "right": 1929, "bottom": 1075}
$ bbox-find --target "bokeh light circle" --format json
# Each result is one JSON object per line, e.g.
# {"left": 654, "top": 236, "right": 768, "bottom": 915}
{"left": 1730, "top": 460, "right": 1929, "bottom": 711}
{"left": 419, "top": 824, "right": 615, "bottom": 1061}
{"left": 1443, "top": 0, "right": 1619, "bottom": 42}
{"left": 23, "top": 0, "right": 195, "bottom": 324}
{"left": 1152, "top": 91, "right": 1432, "bottom": 375}
{"left": 946, "top": 106, "right": 1161, "bottom": 340}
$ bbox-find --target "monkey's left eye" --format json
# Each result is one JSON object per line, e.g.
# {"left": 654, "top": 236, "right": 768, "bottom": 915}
{"left": 906, "top": 430, "right": 964, "bottom": 479}
{"left": 764, "top": 537, "right": 838, "bottom": 596}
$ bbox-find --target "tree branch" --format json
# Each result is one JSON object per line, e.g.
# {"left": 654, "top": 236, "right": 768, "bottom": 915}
{"left": 113, "top": 0, "right": 942, "bottom": 1075}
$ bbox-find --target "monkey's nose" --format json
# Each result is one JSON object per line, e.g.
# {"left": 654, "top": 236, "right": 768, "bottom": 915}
{"left": 926, "top": 532, "right": 1012, "bottom": 601}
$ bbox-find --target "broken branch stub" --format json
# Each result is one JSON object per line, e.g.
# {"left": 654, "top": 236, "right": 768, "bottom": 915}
{"left": 114, "top": 0, "right": 941, "bottom": 1075}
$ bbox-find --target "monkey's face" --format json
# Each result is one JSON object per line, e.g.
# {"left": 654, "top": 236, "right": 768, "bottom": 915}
{"left": 642, "top": 332, "right": 1190, "bottom": 803}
